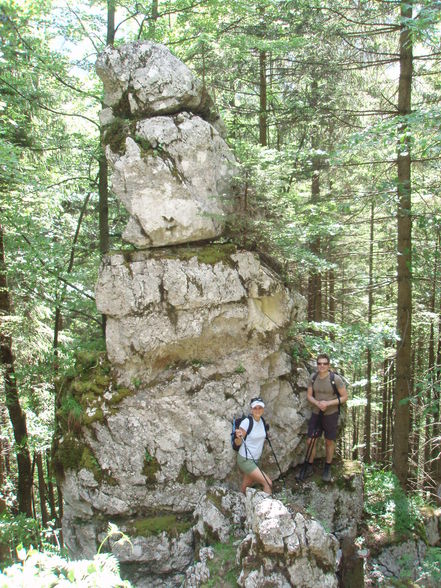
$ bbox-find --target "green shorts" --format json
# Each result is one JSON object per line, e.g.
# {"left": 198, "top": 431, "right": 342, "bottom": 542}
{"left": 237, "top": 453, "right": 259, "bottom": 474}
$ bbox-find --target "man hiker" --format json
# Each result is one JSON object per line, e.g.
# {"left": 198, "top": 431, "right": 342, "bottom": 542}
{"left": 298, "top": 353, "right": 348, "bottom": 482}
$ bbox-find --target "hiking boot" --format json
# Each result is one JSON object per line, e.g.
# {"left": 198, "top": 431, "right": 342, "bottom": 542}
{"left": 322, "top": 463, "right": 332, "bottom": 482}
{"left": 296, "top": 463, "right": 313, "bottom": 481}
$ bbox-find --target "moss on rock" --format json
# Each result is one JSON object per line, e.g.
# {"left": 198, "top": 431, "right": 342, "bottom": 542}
{"left": 129, "top": 513, "right": 193, "bottom": 538}
{"left": 177, "top": 464, "right": 197, "bottom": 485}
{"left": 102, "top": 118, "right": 132, "bottom": 155}
{"left": 120, "top": 242, "right": 238, "bottom": 267}
{"left": 142, "top": 451, "right": 161, "bottom": 485}
{"left": 54, "top": 348, "right": 136, "bottom": 480}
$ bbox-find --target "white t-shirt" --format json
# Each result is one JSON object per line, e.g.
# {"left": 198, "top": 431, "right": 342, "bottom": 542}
{"left": 238, "top": 417, "right": 266, "bottom": 460}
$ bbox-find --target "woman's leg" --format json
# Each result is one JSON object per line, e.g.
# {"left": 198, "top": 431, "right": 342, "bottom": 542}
{"left": 242, "top": 467, "right": 272, "bottom": 494}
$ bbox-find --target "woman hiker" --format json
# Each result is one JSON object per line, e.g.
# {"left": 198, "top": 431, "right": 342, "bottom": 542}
{"left": 234, "top": 397, "right": 272, "bottom": 495}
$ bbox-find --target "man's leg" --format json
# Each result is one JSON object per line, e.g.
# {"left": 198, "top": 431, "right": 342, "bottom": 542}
{"left": 322, "top": 413, "right": 339, "bottom": 482}
{"left": 325, "top": 438, "right": 335, "bottom": 463}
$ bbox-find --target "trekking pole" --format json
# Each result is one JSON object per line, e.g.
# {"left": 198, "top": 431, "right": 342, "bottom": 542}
{"left": 266, "top": 435, "right": 284, "bottom": 480}
{"left": 298, "top": 435, "right": 318, "bottom": 480}
{"left": 298, "top": 411, "right": 323, "bottom": 481}
{"left": 242, "top": 438, "right": 272, "bottom": 490}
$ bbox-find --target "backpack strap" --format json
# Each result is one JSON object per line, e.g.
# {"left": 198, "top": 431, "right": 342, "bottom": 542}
{"left": 330, "top": 371, "right": 341, "bottom": 414}
{"left": 243, "top": 415, "right": 268, "bottom": 441}
{"left": 261, "top": 416, "right": 269, "bottom": 439}
{"left": 241, "top": 415, "right": 254, "bottom": 439}
{"left": 311, "top": 372, "right": 318, "bottom": 397}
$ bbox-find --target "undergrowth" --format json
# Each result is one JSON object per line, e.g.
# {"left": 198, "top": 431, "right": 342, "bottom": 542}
{"left": 364, "top": 466, "right": 426, "bottom": 544}
{"left": 201, "top": 539, "right": 240, "bottom": 587}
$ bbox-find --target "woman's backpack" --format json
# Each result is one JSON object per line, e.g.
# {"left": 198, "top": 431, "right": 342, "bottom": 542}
{"left": 231, "top": 414, "right": 268, "bottom": 451}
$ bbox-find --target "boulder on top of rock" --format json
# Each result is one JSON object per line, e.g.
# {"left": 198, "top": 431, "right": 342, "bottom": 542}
{"left": 96, "top": 41, "right": 215, "bottom": 120}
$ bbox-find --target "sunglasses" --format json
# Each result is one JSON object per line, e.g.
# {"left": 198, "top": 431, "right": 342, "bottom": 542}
{"left": 317, "top": 362, "right": 329, "bottom": 366}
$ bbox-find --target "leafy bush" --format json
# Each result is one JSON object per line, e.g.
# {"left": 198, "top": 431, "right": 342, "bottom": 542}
{"left": 0, "top": 523, "right": 133, "bottom": 586}
{"left": 0, "top": 546, "right": 131, "bottom": 587}
{"left": 364, "top": 466, "right": 425, "bottom": 540}
{"left": 0, "top": 514, "right": 60, "bottom": 569}
{"left": 418, "top": 547, "right": 441, "bottom": 585}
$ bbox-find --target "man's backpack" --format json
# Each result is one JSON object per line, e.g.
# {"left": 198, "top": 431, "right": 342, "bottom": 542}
{"left": 231, "top": 414, "right": 268, "bottom": 451}
{"left": 311, "top": 370, "right": 347, "bottom": 414}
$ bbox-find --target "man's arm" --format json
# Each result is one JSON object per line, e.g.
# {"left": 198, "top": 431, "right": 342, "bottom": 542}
{"left": 322, "top": 384, "right": 348, "bottom": 410}
{"left": 337, "top": 384, "right": 348, "bottom": 405}
{"left": 307, "top": 385, "right": 322, "bottom": 410}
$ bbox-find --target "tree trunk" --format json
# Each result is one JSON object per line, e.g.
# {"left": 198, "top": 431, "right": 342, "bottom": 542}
{"left": 307, "top": 77, "right": 323, "bottom": 322}
{"left": 259, "top": 49, "right": 267, "bottom": 146}
{"left": 0, "top": 224, "right": 33, "bottom": 516}
{"left": 308, "top": 160, "right": 322, "bottom": 321}
{"left": 429, "top": 232, "right": 440, "bottom": 489}
{"left": 106, "top": 0, "right": 115, "bottom": 45}
{"left": 381, "top": 357, "right": 388, "bottom": 464}
{"left": 328, "top": 267, "right": 336, "bottom": 323}
{"left": 46, "top": 451, "right": 57, "bottom": 521}
{"left": 36, "top": 451, "right": 49, "bottom": 526}
{"left": 365, "top": 200, "right": 375, "bottom": 463}
{"left": 148, "top": 0, "right": 159, "bottom": 39}
{"left": 393, "top": 0, "right": 413, "bottom": 489}
{"left": 97, "top": 0, "right": 115, "bottom": 333}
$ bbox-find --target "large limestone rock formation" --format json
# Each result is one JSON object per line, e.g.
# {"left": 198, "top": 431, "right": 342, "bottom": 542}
{"left": 58, "top": 41, "right": 313, "bottom": 586}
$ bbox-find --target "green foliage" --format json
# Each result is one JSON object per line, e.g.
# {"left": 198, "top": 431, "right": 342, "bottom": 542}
{"left": 201, "top": 539, "right": 240, "bottom": 587}
{"left": 290, "top": 320, "right": 398, "bottom": 374}
{"left": 419, "top": 547, "right": 441, "bottom": 585}
{"left": 0, "top": 521, "right": 131, "bottom": 584}
{"left": 0, "top": 546, "right": 131, "bottom": 587}
{"left": 0, "top": 513, "right": 60, "bottom": 569}
{"left": 364, "top": 466, "right": 426, "bottom": 542}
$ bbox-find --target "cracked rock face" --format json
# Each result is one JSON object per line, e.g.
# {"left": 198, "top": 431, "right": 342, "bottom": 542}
{"left": 237, "top": 490, "right": 339, "bottom": 588}
{"left": 106, "top": 113, "right": 237, "bottom": 247}
{"left": 62, "top": 245, "right": 307, "bottom": 571}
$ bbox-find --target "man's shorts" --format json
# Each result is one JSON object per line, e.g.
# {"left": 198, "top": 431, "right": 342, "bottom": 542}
{"left": 307, "top": 412, "right": 339, "bottom": 441}
{"left": 237, "top": 453, "right": 259, "bottom": 474}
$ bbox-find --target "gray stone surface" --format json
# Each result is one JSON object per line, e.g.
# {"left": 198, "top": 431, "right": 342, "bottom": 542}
{"left": 237, "top": 490, "right": 339, "bottom": 588}
{"left": 369, "top": 539, "right": 428, "bottom": 586}
{"left": 289, "top": 461, "right": 364, "bottom": 540}
{"left": 96, "top": 41, "right": 213, "bottom": 118}
{"left": 193, "top": 486, "right": 246, "bottom": 544}
{"left": 106, "top": 114, "right": 237, "bottom": 247}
